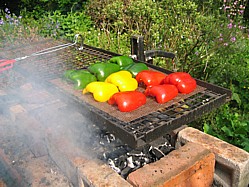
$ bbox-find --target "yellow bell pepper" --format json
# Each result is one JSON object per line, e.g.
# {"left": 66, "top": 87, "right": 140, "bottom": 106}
{"left": 83, "top": 82, "right": 119, "bottom": 102}
{"left": 105, "top": 70, "right": 138, "bottom": 92}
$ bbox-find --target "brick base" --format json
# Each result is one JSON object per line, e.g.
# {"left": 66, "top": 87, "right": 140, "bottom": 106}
{"left": 176, "top": 127, "right": 249, "bottom": 187}
{"left": 127, "top": 142, "right": 215, "bottom": 187}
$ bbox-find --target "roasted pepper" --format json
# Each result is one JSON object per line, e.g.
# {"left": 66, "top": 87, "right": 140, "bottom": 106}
{"left": 108, "top": 91, "right": 146, "bottom": 112}
{"left": 83, "top": 82, "right": 119, "bottom": 102}
{"left": 87, "top": 62, "right": 120, "bottom": 82}
{"left": 105, "top": 70, "right": 138, "bottom": 91}
{"left": 64, "top": 69, "right": 97, "bottom": 90}
{"left": 164, "top": 72, "right": 196, "bottom": 94}
{"left": 136, "top": 70, "right": 167, "bottom": 87}
{"left": 124, "top": 63, "right": 149, "bottom": 77}
{"left": 109, "top": 56, "right": 134, "bottom": 69}
{"left": 144, "top": 84, "right": 178, "bottom": 104}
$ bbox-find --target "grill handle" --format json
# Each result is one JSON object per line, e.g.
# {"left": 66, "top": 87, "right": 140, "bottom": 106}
{"left": 131, "top": 35, "right": 177, "bottom": 71}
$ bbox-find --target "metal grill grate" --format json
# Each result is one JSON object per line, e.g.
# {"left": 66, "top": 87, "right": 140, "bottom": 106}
{"left": 0, "top": 38, "right": 231, "bottom": 148}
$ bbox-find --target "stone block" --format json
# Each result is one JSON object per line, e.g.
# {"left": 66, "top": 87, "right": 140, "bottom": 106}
{"left": 176, "top": 127, "right": 249, "bottom": 187}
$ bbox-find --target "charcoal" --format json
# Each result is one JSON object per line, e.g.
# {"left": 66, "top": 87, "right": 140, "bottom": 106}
{"left": 116, "top": 155, "right": 127, "bottom": 170}
{"left": 159, "top": 145, "right": 175, "bottom": 155}
{"left": 120, "top": 167, "right": 133, "bottom": 179}
{"left": 97, "top": 130, "right": 175, "bottom": 179}
{"left": 142, "top": 144, "right": 153, "bottom": 155}
{"left": 127, "top": 156, "right": 135, "bottom": 168}
{"left": 108, "top": 158, "right": 121, "bottom": 173}
{"left": 134, "top": 157, "right": 150, "bottom": 166}
{"left": 150, "top": 147, "right": 165, "bottom": 160}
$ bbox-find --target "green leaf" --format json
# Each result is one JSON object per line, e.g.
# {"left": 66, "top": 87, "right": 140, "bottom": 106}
{"left": 203, "top": 123, "right": 211, "bottom": 133}
{"left": 232, "top": 93, "right": 241, "bottom": 106}
{"left": 221, "top": 126, "right": 233, "bottom": 137}
{"left": 241, "top": 140, "right": 249, "bottom": 152}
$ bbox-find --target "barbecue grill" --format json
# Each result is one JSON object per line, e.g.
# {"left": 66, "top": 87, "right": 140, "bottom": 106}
{"left": 0, "top": 36, "right": 232, "bottom": 149}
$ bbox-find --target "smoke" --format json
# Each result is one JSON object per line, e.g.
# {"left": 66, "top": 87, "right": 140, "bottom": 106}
{"left": 0, "top": 40, "right": 112, "bottom": 186}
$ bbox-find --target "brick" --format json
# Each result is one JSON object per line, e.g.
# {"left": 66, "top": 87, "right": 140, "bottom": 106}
{"left": 9, "top": 104, "right": 26, "bottom": 114}
{"left": 45, "top": 133, "right": 132, "bottom": 187}
{"left": 24, "top": 156, "right": 72, "bottom": 187}
{"left": 20, "top": 83, "right": 33, "bottom": 92}
{"left": 0, "top": 180, "right": 7, "bottom": 187}
{"left": 176, "top": 127, "right": 249, "bottom": 187}
{"left": 0, "top": 90, "right": 7, "bottom": 96}
{"left": 0, "top": 148, "right": 22, "bottom": 185}
{"left": 127, "top": 142, "right": 215, "bottom": 187}
{"left": 45, "top": 134, "right": 81, "bottom": 186}
{"left": 77, "top": 159, "right": 132, "bottom": 187}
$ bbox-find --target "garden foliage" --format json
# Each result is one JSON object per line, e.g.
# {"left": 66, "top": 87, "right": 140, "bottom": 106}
{"left": 0, "top": 0, "right": 248, "bottom": 151}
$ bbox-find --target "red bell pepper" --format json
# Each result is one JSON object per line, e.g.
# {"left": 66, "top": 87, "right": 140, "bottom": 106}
{"left": 136, "top": 70, "right": 167, "bottom": 87}
{"left": 108, "top": 91, "right": 146, "bottom": 112}
{"left": 144, "top": 84, "right": 178, "bottom": 104}
{"left": 164, "top": 72, "right": 196, "bottom": 94}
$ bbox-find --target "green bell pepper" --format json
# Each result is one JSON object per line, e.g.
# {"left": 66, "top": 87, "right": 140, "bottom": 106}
{"left": 87, "top": 62, "right": 120, "bottom": 81}
{"left": 123, "top": 62, "right": 149, "bottom": 77}
{"left": 64, "top": 69, "right": 97, "bottom": 90}
{"left": 109, "top": 56, "right": 134, "bottom": 69}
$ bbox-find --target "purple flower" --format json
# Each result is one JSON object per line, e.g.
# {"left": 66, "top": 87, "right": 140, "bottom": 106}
{"left": 224, "top": 43, "right": 228, "bottom": 46}
{"left": 219, "top": 33, "right": 223, "bottom": 41}
{"left": 228, "top": 23, "right": 233, "bottom": 29}
{"left": 239, "top": 10, "right": 244, "bottom": 15}
{"left": 5, "top": 8, "right": 9, "bottom": 13}
{"left": 0, "top": 19, "right": 4, "bottom": 25}
{"left": 231, "top": 36, "right": 236, "bottom": 42}
{"left": 239, "top": 25, "right": 246, "bottom": 30}
{"left": 5, "top": 14, "right": 10, "bottom": 19}
{"left": 14, "top": 19, "right": 19, "bottom": 25}
{"left": 225, "top": 6, "right": 230, "bottom": 10}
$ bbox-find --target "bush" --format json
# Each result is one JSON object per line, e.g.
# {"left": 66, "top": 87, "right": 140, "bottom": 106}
{"left": 0, "top": 8, "right": 39, "bottom": 47}
{"left": 203, "top": 105, "right": 249, "bottom": 152}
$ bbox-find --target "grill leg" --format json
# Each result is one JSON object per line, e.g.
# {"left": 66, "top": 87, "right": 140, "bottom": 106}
{"left": 130, "top": 35, "right": 145, "bottom": 62}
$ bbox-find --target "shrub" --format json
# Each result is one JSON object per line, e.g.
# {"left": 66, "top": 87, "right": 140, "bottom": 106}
{"left": 0, "top": 8, "right": 39, "bottom": 47}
